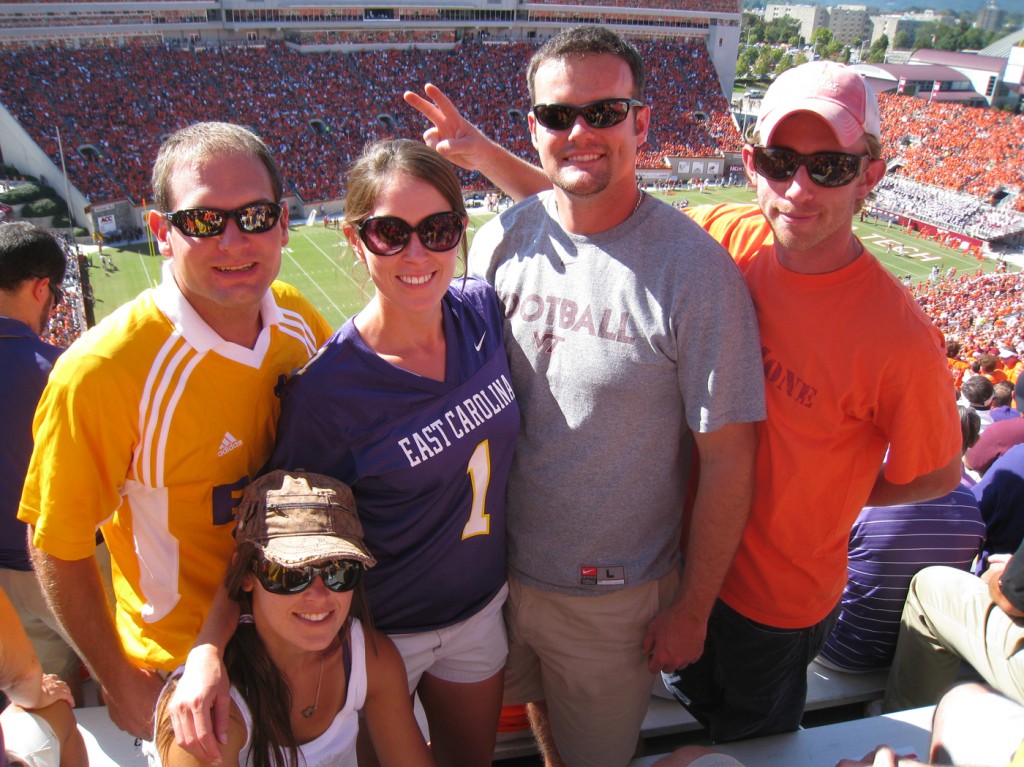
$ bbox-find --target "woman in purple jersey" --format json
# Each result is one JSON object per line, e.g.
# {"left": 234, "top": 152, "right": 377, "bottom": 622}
{"left": 268, "top": 140, "right": 518, "bottom": 767}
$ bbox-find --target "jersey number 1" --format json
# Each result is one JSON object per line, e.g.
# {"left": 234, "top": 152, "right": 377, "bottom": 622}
{"left": 462, "top": 440, "right": 492, "bottom": 539}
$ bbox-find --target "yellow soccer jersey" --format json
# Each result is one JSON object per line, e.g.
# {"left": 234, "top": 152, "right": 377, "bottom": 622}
{"left": 19, "top": 264, "right": 331, "bottom": 671}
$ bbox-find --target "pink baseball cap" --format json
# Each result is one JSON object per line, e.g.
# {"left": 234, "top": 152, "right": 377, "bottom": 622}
{"left": 755, "top": 61, "right": 881, "bottom": 147}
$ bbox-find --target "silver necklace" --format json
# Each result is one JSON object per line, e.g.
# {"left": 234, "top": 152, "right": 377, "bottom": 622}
{"left": 300, "top": 651, "right": 326, "bottom": 719}
{"left": 633, "top": 188, "right": 645, "bottom": 214}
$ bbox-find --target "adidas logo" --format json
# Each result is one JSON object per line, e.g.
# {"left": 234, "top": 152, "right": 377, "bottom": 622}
{"left": 218, "top": 432, "right": 243, "bottom": 457}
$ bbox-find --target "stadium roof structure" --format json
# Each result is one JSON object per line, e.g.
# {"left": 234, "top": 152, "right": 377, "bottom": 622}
{"left": 853, "top": 62, "right": 989, "bottom": 105}
{"left": 910, "top": 48, "right": 1007, "bottom": 73}
{"left": 980, "top": 27, "right": 1024, "bottom": 59}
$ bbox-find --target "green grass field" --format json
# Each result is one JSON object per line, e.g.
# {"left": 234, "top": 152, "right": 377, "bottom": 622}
{"left": 89, "top": 188, "right": 1006, "bottom": 328}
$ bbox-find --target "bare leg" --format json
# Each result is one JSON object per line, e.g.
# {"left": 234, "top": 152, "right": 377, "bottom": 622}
{"left": 417, "top": 670, "right": 503, "bottom": 767}
{"left": 527, "top": 700, "right": 566, "bottom": 767}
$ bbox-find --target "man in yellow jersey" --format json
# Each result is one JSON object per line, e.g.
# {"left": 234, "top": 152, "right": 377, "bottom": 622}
{"left": 18, "top": 122, "right": 332, "bottom": 739}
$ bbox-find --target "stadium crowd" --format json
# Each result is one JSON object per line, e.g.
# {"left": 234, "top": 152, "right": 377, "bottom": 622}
{"left": 877, "top": 92, "right": 1024, "bottom": 215}
{"left": 871, "top": 175, "right": 1024, "bottom": 241}
{"left": 0, "top": 37, "right": 737, "bottom": 204}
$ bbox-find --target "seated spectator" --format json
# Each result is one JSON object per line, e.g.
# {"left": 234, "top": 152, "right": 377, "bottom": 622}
{"left": 816, "top": 406, "right": 985, "bottom": 673}
{"left": 981, "top": 354, "right": 1008, "bottom": 386}
{"left": 972, "top": 443, "right": 1024, "bottom": 564}
{"left": 991, "top": 381, "right": 1021, "bottom": 423}
{"left": 155, "top": 470, "right": 433, "bottom": 767}
{"left": 882, "top": 541, "right": 1024, "bottom": 712}
{"left": 966, "top": 416, "right": 1024, "bottom": 477}
{"left": 960, "top": 376, "right": 995, "bottom": 431}
{"left": 0, "top": 584, "right": 87, "bottom": 767}
{"left": 652, "top": 682, "right": 1024, "bottom": 767}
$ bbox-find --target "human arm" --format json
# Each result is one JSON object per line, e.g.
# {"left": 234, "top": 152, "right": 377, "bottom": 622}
{"left": 168, "top": 583, "right": 240, "bottom": 764}
{"left": 157, "top": 681, "right": 246, "bottom": 767}
{"left": 30, "top": 546, "right": 165, "bottom": 739}
{"left": 865, "top": 451, "right": 962, "bottom": 507}
{"left": 403, "top": 83, "right": 550, "bottom": 202}
{"left": 981, "top": 554, "right": 1024, "bottom": 618}
{"left": 361, "top": 629, "right": 435, "bottom": 766}
{"left": 643, "top": 421, "right": 757, "bottom": 673}
{"left": 0, "top": 585, "right": 75, "bottom": 711}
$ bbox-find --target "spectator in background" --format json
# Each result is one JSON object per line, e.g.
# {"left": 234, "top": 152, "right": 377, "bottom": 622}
{"left": 965, "top": 416, "right": 1024, "bottom": 478}
{"left": 972, "top": 442, "right": 1024, "bottom": 566}
{"left": 946, "top": 340, "right": 970, "bottom": 391}
{"left": 816, "top": 405, "right": 985, "bottom": 673}
{"left": 1, "top": 584, "right": 87, "bottom": 767}
{"left": 960, "top": 376, "right": 995, "bottom": 431}
{"left": 0, "top": 222, "right": 83, "bottom": 700}
{"left": 883, "top": 538, "right": 1024, "bottom": 713}
{"left": 990, "top": 381, "right": 1021, "bottom": 423}
{"left": 981, "top": 354, "right": 1007, "bottom": 385}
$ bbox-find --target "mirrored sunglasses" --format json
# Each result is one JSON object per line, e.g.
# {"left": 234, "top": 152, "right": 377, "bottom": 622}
{"left": 164, "top": 201, "right": 282, "bottom": 238}
{"left": 751, "top": 146, "right": 867, "bottom": 188}
{"left": 532, "top": 98, "right": 644, "bottom": 131}
{"left": 357, "top": 211, "right": 464, "bottom": 257}
{"left": 253, "top": 558, "right": 363, "bottom": 595}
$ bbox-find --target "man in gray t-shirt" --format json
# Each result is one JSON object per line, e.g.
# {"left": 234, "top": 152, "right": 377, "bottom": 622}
{"left": 409, "top": 26, "right": 764, "bottom": 767}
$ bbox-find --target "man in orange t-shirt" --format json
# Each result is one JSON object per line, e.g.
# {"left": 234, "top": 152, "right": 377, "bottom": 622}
{"left": 662, "top": 62, "right": 962, "bottom": 743}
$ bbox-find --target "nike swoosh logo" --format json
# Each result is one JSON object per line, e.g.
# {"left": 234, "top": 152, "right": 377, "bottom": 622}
{"left": 475, "top": 332, "right": 487, "bottom": 352}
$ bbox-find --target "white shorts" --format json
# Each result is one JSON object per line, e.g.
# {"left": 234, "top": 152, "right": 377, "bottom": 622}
{"left": 1, "top": 708, "right": 60, "bottom": 767}
{"left": 389, "top": 583, "right": 508, "bottom": 692}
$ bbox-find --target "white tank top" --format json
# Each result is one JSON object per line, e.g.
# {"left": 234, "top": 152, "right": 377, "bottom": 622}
{"left": 232, "top": 619, "right": 367, "bottom": 767}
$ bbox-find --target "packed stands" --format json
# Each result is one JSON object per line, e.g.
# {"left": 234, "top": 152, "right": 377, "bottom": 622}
{"left": 871, "top": 175, "right": 1024, "bottom": 241}
{"left": 0, "top": 38, "right": 738, "bottom": 204}
{"left": 912, "top": 272, "right": 1024, "bottom": 358}
{"left": 878, "top": 92, "right": 1024, "bottom": 215}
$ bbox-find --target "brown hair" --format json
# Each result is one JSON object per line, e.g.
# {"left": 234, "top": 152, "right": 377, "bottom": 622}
{"left": 152, "top": 122, "right": 284, "bottom": 211}
{"left": 157, "top": 542, "right": 374, "bottom": 767}
{"left": 526, "top": 26, "right": 645, "bottom": 104}
{"left": 344, "top": 139, "right": 468, "bottom": 261}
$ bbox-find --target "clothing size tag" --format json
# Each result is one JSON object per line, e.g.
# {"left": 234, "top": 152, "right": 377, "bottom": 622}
{"left": 580, "top": 565, "right": 625, "bottom": 586}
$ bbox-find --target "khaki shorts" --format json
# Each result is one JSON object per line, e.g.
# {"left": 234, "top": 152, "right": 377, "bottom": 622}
{"left": 503, "top": 567, "right": 681, "bottom": 767}
{"left": 0, "top": 568, "right": 80, "bottom": 684}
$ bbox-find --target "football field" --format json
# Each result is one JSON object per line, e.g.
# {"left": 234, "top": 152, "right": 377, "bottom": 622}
{"left": 88, "top": 188, "right": 1007, "bottom": 330}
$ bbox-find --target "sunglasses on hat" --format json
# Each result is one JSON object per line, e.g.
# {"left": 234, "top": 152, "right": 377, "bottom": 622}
{"left": 164, "top": 201, "right": 282, "bottom": 238}
{"left": 751, "top": 146, "right": 868, "bottom": 188}
{"left": 532, "top": 98, "right": 644, "bottom": 131}
{"left": 253, "top": 557, "right": 364, "bottom": 595}
{"left": 357, "top": 211, "right": 464, "bottom": 257}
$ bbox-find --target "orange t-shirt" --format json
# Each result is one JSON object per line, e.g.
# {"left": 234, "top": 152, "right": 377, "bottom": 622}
{"left": 688, "top": 204, "right": 961, "bottom": 628}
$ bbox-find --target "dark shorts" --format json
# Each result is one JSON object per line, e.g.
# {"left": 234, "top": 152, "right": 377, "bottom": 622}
{"left": 662, "top": 599, "right": 840, "bottom": 743}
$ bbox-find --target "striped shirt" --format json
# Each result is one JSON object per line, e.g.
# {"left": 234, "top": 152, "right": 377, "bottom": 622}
{"left": 817, "top": 484, "right": 984, "bottom": 672}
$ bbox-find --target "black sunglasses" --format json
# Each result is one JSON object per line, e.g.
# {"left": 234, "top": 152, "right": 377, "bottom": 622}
{"left": 532, "top": 98, "right": 644, "bottom": 131}
{"left": 751, "top": 146, "right": 867, "bottom": 188}
{"left": 253, "top": 558, "right": 364, "bottom": 595}
{"left": 30, "top": 272, "right": 63, "bottom": 306}
{"left": 164, "top": 201, "right": 282, "bottom": 238}
{"left": 357, "top": 211, "right": 464, "bottom": 257}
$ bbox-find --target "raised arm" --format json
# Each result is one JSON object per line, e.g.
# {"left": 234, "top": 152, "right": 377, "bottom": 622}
{"left": 643, "top": 421, "right": 756, "bottom": 673}
{"left": 403, "top": 83, "right": 550, "bottom": 202}
{"left": 31, "top": 545, "right": 164, "bottom": 739}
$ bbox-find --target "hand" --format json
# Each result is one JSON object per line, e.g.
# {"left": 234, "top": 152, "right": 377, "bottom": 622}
{"left": 103, "top": 665, "right": 165, "bottom": 740}
{"left": 642, "top": 602, "right": 707, "bottom": 674}
{"left": 170, "top": 644, "right": 232, "bottom": 764}
{"left": 403, "top": 84, "right": 491, "bottom": 171}
{"left": 25, "top": 673, "right": 75, "bottom": 711}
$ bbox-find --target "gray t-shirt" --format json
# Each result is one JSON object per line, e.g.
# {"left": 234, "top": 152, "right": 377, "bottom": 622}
{"left": 469, "top": 191, "right": 765, "bottom": 594}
